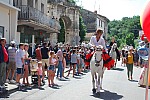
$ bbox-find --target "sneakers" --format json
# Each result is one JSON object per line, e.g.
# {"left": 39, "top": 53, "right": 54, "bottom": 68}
{"left": 10, "top": 80, "right": 16, "bottom": 84}
{"left": 6, "top": 79, "right": 10, "bottom": 83}
{"left": 60, "top": 77, "right": 65, "bottom": 80}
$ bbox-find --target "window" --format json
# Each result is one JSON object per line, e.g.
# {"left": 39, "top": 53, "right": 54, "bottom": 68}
{"left": 41, "top": 3, "right": 44, "bottom": 13}
{"left": 99, "top": 20, "right": 101, "bottom": 27}
{"left": 35, "top": 0, "right": 38, "bottom": 9}
{"left": 101, "top": 21, "right": 103, "bottom": 27}
{"left": 27, "top": 0, "right": 33, "bottom": 7}
{"left": 0, "top": 26, "right": 4, "bottom": 38}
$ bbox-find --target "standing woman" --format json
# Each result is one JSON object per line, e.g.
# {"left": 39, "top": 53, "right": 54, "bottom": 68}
{"left": 121, "top": 46, "right": 126, "bottom": 66}
{"left": 126, "top": 48, "right": 134, "bottom": 80}
{"left": 48, "top": 51, "right": 57, "bottom": 87}
{"left": 23, "top": 43, "right": 31, "bottom": 86}
{"left": 67, "top": 49, "right": 78, "bottom": 77}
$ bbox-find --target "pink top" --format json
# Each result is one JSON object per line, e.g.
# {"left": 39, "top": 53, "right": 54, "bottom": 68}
{"left": 57, "top": 49, "right": 63, "bottom": 61}
{"left": 37, "top": 67, "right": 42, "bottom": 75}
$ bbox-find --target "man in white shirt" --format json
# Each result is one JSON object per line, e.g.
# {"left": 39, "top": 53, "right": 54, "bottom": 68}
{"left": 89, "top": 28, "right": 107, "bottom": 50}
{"left": 15, "top": 43, "right": 25, "bottom": 85}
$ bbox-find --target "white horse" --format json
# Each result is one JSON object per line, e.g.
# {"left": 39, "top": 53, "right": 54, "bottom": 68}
{"left": 109, "top": 43, "right": 117, "bottom": 68}
{"left": 90, "top": 45, "right": 105, "bottom": 94}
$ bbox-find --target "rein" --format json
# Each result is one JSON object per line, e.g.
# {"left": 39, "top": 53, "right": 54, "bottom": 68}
{"left": 95, "top": 53, "right": 102, "bottom": 67}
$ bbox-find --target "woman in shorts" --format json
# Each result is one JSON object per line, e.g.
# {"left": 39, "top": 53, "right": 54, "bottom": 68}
{"left": 48, "top": 51, "right": 57, "bottom": 87}
{"left": 67, "top": 49, "right": 78, "bottom": 77}
{"left": 23, "top": 43, "right": 31, "bottom": 86}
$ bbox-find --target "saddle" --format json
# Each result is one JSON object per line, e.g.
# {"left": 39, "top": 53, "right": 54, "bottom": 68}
{"left": 102, "top": 50, "right": 115, "bottom": 70}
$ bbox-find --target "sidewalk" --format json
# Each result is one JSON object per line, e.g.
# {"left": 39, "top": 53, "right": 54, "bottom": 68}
{"left": 2, "top": 67, "right": 71, "bottom": 95}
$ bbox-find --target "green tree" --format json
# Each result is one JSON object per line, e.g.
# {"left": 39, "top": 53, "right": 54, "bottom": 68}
{"left": 58, "top": 18, "right": 65, "bottom": 43}
{"left": 108, "top": 16, "right": 142, "bottom": 48}
{"left": 126, "top": 33, "right": 134, "bottom": 46}
{"left": 79, "top": 15, "right": 86, "bottom": 42}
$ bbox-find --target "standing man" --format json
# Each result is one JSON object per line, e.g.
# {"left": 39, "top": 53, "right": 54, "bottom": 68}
{"left": 0, "top": 38, "right": 8, "bottom": 88}
{"left": 15, "top": 43, "right": 25, "bottom": 85}
{"left": 6, "top": 41, "right": 17, "bottom": 84}
{"left": 35, "top": 45, "right": 42, "bottom": 61}
{"left": 41, "top": 42, "right": 49, "bottom": 83}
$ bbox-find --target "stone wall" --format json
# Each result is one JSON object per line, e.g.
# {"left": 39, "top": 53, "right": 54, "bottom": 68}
{"left": 80, "top": 9, "right": 109, "bottom": 39}
{"left": 80, "top": 9, "right": 97, "bottom": 33}
{"left": 47, "top": 0, "right": 80, "bottom": 45}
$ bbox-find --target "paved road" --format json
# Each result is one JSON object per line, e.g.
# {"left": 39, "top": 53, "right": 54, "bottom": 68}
{"left": 1, "top": 61, "right": 150, "bottom": 100}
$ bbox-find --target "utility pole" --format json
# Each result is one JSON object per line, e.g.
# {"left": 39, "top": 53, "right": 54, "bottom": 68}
{"left": 94, "top": 0, "right": 96, "bottom": 11}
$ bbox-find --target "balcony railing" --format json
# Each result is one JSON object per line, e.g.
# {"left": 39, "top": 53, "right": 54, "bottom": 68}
{"left": 17, "top": 5, "right": 61, "bottom": 31}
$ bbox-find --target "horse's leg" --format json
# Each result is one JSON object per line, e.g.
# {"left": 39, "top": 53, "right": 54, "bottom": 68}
{"left": 97, "top": 74, "right": 101, "bottom": 93}
{"left": 95, "top": 73, "right": 98, "bottom": 87}
{"left": 100, "top": 68, "right": 105, "bottom": 90}
{"left": 100, "top": 73, "right": 103, "bottom": 90}
{"left": 115, "top": 59, "right": 117, "bottom": 67}
{"left": 91, "top": 72, "right": 96, "bottom": 94}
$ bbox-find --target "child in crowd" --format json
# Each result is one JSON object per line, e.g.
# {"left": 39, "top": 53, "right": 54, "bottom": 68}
{"left": 62, "top": 52, "right": 67, "bottom": 78}
{"left": 37, "top": 61, "right": 43, "bottom": 88}
{"left": 48, "top": 51, "right": 57, "bottom": 87}
{"left": 77, "top": 50, "right": 81, "bottom": 75}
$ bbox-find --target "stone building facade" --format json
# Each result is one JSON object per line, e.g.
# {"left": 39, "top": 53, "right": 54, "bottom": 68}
{"left": 0, "top": 0, "right": 19, "bottom": 43}
{"left": 47, "top": 0, "right": 80, "bottom": 46}
{"left": 13, "top": 0, "right": 61, "bottom": 45}
{"left": 80, "top": 9, "right": 109, "bottom": 40}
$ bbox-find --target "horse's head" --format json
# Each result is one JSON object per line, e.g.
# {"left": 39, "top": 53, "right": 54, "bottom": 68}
{"left": 95, "top": 45, "right": 103, "bottom": 61}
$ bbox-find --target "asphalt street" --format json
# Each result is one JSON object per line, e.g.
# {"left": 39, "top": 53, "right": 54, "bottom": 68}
{"left": 1, "top": 61, "right": 150, "bottom": 100}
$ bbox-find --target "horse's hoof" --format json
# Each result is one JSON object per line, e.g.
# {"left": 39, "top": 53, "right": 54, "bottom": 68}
{"left": 92, "top": 88, "right": 96, "bottom": 94}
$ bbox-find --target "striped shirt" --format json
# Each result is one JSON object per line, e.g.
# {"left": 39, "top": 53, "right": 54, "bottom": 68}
{"left": 8, "top": 47, "right": 17, "bottom": 62}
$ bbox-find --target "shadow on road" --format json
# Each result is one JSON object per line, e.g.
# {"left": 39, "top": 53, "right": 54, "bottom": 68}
{"left": 0, "top": 90, "right": 9, "bottom": 98}
{"left": 111, "top": 68, "right": 124, "bottom": 71}
{"left": 91, "top": 89, "right": 123, "bottom": 100}
{"left": 129, "top": 80, "right": 138, "bottom": 82}
{"left": 73, "top": 76, "right": 82, "bottom": 79}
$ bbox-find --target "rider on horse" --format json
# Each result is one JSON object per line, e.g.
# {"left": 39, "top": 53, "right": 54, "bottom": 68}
{"left": 108, "top": 37, "right": 120, "bottom": 61}
{"left": 89, "top": 28, "right": 114, "bottom": 70}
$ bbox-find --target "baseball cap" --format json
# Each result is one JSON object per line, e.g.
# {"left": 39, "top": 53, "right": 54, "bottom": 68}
{"left": 10, "top": 41, "right": 15, "bottom": 44}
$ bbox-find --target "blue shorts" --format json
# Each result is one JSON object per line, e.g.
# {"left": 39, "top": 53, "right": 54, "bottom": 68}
{"left": 48, "top": 65, "right": 55, "bottom": 71}
{"left": 16, "top": 68, "right": 24, "bottom": 74}
{"left": 39, "top": 75, "right": 42, "bottom": 78}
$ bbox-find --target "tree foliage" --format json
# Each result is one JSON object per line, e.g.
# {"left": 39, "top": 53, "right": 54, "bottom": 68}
{"left": 58, "top": 18, "right": 65, "bottom": 43}
{"left": 79, "top": 15, "right": 87, "bottom": 42}
{"left": 108, "top": 16, "right": 142, "bottom": 48}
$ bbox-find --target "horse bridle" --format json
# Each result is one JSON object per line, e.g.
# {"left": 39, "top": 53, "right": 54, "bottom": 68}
{"left": 95, "top": 53, "right": 102, "bottom": 67}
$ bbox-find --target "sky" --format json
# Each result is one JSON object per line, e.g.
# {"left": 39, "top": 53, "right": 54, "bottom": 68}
{"left": 76, "top": 0, "right": 149, "bottom": 21}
